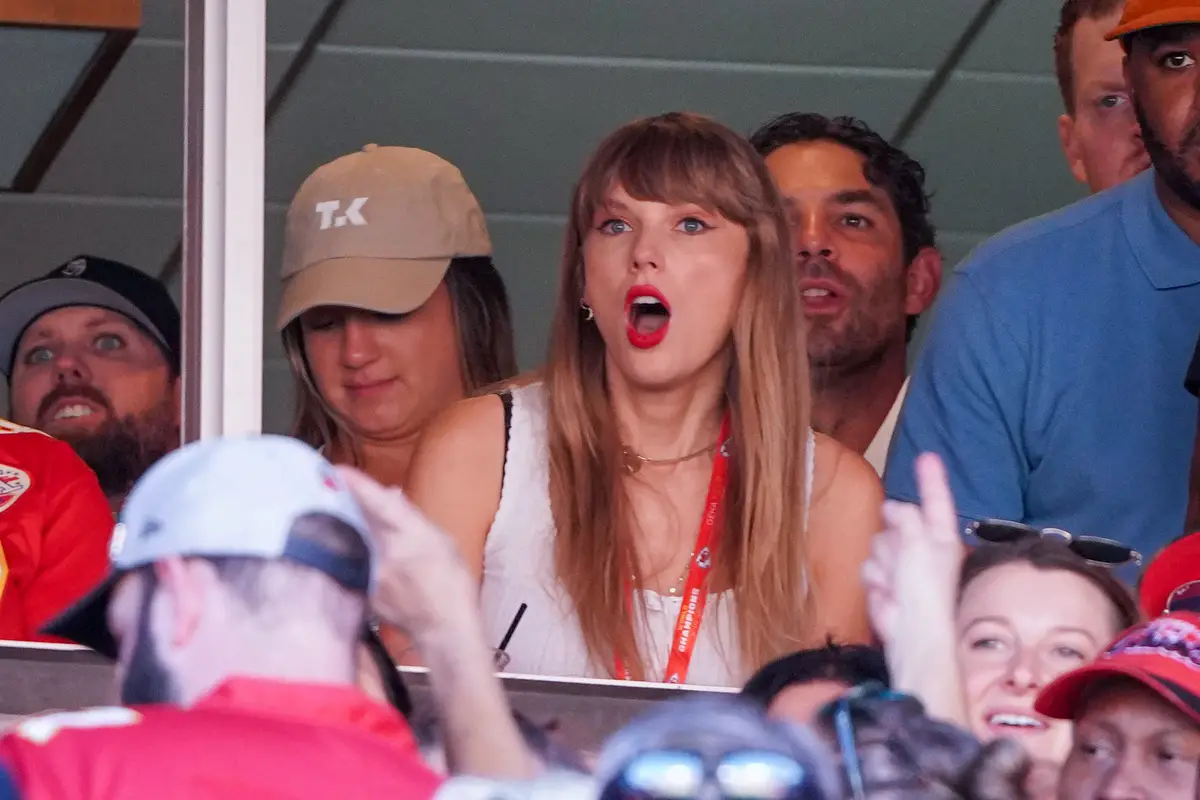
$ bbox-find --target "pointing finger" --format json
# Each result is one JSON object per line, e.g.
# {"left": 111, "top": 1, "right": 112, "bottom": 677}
{"left": 914, "top": 453, "right": 960, "bottom": 545}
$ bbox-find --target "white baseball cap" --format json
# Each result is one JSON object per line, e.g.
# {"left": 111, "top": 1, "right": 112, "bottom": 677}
{"left": 44, "top": 435, "right": 373, "bottom": 657}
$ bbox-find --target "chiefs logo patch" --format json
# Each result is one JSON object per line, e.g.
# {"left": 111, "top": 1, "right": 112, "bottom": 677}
{"left": 0, "top": 465, "right": 30, "bottom": 514}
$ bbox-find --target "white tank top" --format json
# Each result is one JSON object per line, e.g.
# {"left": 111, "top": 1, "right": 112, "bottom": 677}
{"left": 479, "top": 383, "right": 814, "bottom": 688}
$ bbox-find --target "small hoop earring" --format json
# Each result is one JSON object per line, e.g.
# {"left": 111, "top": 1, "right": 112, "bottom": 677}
{"left": 580, "top": 300, "right": 594, "bottom": 321}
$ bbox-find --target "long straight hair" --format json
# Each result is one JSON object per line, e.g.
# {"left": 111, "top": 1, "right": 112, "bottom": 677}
{"left": 284, "top": 256, "right": 518, "bottom": 461}
{"left": 545, "top": 112, "right": 813, "bottom": 679}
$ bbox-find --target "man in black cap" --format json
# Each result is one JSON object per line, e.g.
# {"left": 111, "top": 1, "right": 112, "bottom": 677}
{"left": 0, "top": 256, "right": 181, "bottom": 511}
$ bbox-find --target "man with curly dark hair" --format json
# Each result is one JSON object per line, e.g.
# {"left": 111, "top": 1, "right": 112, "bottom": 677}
{"left": 750, "top": 113, "right": 943, "bottom": 474}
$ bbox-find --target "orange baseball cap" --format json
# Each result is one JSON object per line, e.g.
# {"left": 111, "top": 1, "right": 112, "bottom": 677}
{"left": 1138, "top": 531, "right": 1200, "bottom": 617}
{"left": 1107, "top": 0, "right": 1200, "bottom": 40}
{"left": 1036, "top": 612, "right": 1200, "bottom": 726}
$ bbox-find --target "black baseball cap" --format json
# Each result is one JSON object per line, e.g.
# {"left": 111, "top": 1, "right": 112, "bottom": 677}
{"left": 0, "top": 255, "right": 180, "bottom": 377}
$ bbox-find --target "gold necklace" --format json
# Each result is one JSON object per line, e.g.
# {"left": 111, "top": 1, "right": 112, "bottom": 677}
{"left": 620, "top": 440, "right": 718, "bottom": 475}
{"left": 634, "top": 551, "right": 695, "bottom": 595}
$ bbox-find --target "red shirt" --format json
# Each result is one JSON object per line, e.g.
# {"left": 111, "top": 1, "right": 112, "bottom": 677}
{"left": 0, "top": 677, "right": 444, "bottom": 799}
{"left": 0, "top": 419, "right": 111, "bottom": 642}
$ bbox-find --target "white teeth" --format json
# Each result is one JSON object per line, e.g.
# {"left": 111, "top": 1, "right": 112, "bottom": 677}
{"left": 988, "top": 713, "right": 1044, "bottom": 729}
{"left": 53, "top": 405, "right": 94, "bottom": 420}
{"left": 802, "top": 288, "right": 831, "bottom": 297}
{"left": 632, "top": 296, "right": 661, "bottom": 306}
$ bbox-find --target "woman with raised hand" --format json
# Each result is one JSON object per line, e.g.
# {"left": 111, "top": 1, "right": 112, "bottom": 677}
{"left": 402, "top": 111, "right": 883, "bottom": 686}
{"left": 863, "top": 453, "right": 1138, "bottom": 798}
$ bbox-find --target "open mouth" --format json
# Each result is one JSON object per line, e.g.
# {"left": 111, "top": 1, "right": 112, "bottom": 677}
{"left": 44, "top": 399, "right": 106, "bottom": 426}
{"left": 986, "top": 711, "right": 1047, "bottom": 734}
{"left": 798, "top": 279, "right": 844, "bottom": 314}
{"left": 625, "top": 286, "right": 671, "bottom": 349}
{"left": 54, "top": 404, "right": 96, "bottom": 421}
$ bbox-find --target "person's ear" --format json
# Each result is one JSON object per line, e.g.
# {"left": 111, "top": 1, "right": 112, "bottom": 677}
{"left": 904, "top": 246, "right": 943, "bottom": 318}
{"left": 153, "top": 557, "right": 207, "bottom": 649}
{"left": 1058, "top": 114, "right": 1090, "bottom": 187}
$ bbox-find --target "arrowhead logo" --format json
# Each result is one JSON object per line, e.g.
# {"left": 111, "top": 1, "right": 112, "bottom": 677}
{"left": 62, "top": 258, "right": 88, "bottom": 277}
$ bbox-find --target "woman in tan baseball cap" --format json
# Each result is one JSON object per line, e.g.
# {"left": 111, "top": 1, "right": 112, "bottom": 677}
{"left": 277, "top": 145, "right": 517, "bottom": 488}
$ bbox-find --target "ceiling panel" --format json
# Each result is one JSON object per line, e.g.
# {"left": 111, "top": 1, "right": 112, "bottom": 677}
{"left": 0, "top": 197, "right": 179, "bottom": 283}
{"left": 330, "top": 0, "right": 982, "bottom": 70}
{"left": 902, "top": 73, "right": 1084, "bottom": 235}
{"left": 264, "top": 49, "right": 926, "bottom": 214}
{"left": 261, "top": 207, "right": 565, "bottom": 369}
{"left": 39, "top": 42, "right": 295, "bottom": 199}
{"left": 0, "top": 28, "right": 105, "bottom": 187}
{"left": 957, "top": 0, "right": 1060, "bottom": 75}
{"left": 140, "top": 0, "right": 333, "bottom": 45}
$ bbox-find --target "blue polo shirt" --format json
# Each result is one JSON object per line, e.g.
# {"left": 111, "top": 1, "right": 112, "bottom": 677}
{"left": 884, "top": 169, "right": 1200, "bottom": 562}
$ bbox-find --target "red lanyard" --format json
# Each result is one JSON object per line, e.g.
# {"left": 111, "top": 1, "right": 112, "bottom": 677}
{"left": 614, "top": 412, "right": 731, "bottom": 684}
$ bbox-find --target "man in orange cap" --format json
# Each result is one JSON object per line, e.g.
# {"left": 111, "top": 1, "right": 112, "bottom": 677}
{"left": 1130, "top": 1, "right": 1200, "bottom": 533}
{"left": 1037, "top": 612, "right": 1200, "bottom": 799}
{"left": 1109, "top": 0, "right": 1200, "bottom": 210}
{"left": 886, "top": 0, "right": 1200, "bottom": 565}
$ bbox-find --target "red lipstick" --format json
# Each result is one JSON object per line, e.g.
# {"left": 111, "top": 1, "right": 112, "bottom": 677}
{"left": 625, "top": 285, "right": 671, "bottom": 349}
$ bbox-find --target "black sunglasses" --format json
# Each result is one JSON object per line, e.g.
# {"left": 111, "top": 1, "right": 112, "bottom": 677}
{"left": 967, "top": 519, "right": 1142, "bottom": 567}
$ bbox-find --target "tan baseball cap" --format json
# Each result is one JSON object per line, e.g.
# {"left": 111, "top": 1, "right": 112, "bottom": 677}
{"left": 277, "top": 144, "right": 492, "bottom": 330}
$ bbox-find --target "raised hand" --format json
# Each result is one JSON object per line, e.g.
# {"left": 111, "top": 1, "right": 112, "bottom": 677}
{"left": 861, "top": 452, "right": 965, "bottom": 648}
{"left": 337, "top": 465, "right": 476, "bottom": 642}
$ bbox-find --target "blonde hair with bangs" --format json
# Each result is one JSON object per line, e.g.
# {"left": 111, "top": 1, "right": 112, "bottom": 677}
{"left": 545, "top": 111, "right": 814, "bottom": 680}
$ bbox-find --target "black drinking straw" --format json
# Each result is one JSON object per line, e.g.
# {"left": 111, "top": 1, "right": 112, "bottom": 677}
{"left": 497, "top": 602, "right": 528, "bottom": 654}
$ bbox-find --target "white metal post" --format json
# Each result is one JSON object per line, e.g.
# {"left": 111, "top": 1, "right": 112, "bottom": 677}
{"left": 181, "top": 0, "right": 265, "bottom": 441}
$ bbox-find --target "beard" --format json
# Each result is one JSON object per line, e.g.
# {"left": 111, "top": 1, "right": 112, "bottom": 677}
{"left": 119, "top": 575, "right": 181, "bottom": 706}
{"left": 58, "top": 398, "right": 178, "bottom": 503}
{"left": 1135, "top": 96, "right": 1200, "bottom": 211}
{"left": 801, "top": 256, "right": 908, "bottom": 375}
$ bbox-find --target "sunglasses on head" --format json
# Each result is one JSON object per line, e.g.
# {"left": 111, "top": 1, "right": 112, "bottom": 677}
{"left": 967, "top": 519, "right": 1141, "bottom": 567}
{"left": 598, "top": 748, "right": 822, "bottom": 800}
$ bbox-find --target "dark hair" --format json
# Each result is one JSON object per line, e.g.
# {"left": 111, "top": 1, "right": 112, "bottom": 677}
{"left": 816, "top": 691, "right": 1030, "bottom": 799}
{"left": 1054, "top": 0, "right": 1126, "bottom": 112}
{"left": 959, "top": 538, "right": 1141, "bottom": 632}
{"left": 749, "top": 113, "right": 935, "bottom": 339}
{"left": 742, "top": 640, "right": 890, "bottom": 708}
{"left": 441, "top": 256, "right": 519, "bottom": 391}
{"left": 284, "top": 255, "right": 518, "bottom": 460}
{"left": 208, "top": 512, "right": 370, "bottom": 615}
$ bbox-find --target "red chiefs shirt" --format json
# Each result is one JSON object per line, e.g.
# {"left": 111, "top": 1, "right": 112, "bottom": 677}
{"left": 0, "top": 678, "right": 444, "bottom": 799}
{"left": 0, "top": 419, "right": 112, "bottom": 642}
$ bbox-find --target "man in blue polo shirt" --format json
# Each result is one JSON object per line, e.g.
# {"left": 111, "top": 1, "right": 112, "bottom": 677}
{"left": 884, "top": 0, "right": 1200, "bottom": 562}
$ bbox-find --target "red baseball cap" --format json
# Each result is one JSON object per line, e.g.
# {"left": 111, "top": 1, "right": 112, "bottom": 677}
{"left": 1036, "top": 613, "right": 1200, "bottom": 726}
{"left": 1138, "top": 532, "right": 1200, "bottom": 618}
{"left": 1107, "top": 0, "right": 1200, "bottom": 40}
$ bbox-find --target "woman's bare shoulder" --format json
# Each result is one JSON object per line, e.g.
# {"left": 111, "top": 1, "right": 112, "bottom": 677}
{"left": 405, "top": 393, "right": 509, "bottom": 576}
{"left": 418, "top": 393, "right": 507, "bottom": 455}
{"left": 809, "top": 431, "right": 884, "bottom": 512}
{"left": 805, "top": 432, "right": 883, "bottom": 644}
